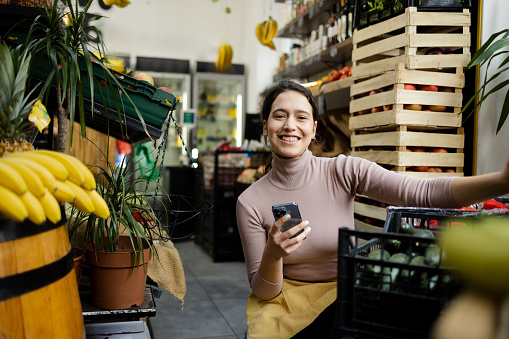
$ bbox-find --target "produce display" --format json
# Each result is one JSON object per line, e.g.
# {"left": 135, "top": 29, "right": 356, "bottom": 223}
{"left": 0, "top": 150, "right": 110, "bottom": 224}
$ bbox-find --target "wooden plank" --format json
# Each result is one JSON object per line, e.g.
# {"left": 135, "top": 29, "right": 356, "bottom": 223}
{"left": 396, "top": 89, "right": 463, "bottom": 107}
{"left": 354, "top": 219, "right": 384, "bottom": 232}
{"left": 407, "top": 54, "right": 471, "bottom": 69}
{"left": 349, "top": 110, "right": 462, "bottom": 130}
{"left": 321, "top": 77, "right": 354, "bottom": 93}
{"left": 350, "top": 90, "right": 394, "bottom": 113}
{"left": 351, "top": 72, "right": 397, "bottom": 97}
{"left": 409, "top": 10, "right": 471, "bottom": 27}
{"left": 351, "top": 131, "right": 464, "bottom": 148}
{"left": 354, "top": 201, "right": 387, "bottom": 221}
{"left": 397, "top": 68, "right": 465, "bottom": 88}
{"left": 353, "top": 12, "right": 407, "bottom": 43}
{"left": 353, "top": 33, "right": 408, "bottom": 62}
{"left": 351, "top": 150, "right": 464, "bottom": 167}
{"left": 352, "top": 55, "right": 407, "bottom": 79}
{"left": 409, "top": 33, "right": 471, "bottom": 48}
{"left": 310, "top": 86, "right": 320, "bottom": 97}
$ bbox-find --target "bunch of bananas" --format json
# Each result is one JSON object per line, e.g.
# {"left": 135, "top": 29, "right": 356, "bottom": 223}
{"left": 255, "top": 16, "right": 278, "bottom": 50}
{"left": 216, "top": 44, "right": 233, "bottom": 72}
{"left": 103, "top": 0, "right": 131, "bottom": 8}
{"left": 0, "top": 150, "right": 110, "bottom": 225}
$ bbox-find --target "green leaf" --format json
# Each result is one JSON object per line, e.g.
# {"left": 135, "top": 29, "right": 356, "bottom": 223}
{"left": 225, "top": 7, "right": 231, "bottom": 14}
{"left": 468, "top": 30, "right": 509, "bottom": 68}
{"left": 497, "top": 89, "right": 509, "bottom": 134}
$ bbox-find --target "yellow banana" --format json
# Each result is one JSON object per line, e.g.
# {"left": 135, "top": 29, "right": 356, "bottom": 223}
{"left": 33, "top": 150, "right": 85, "bottom": 187}
{"left": 1, "top": 158, "right": 46, "bottom": 198}
{"left": 66, "top": 155, "right": 96, "bottom": 190}
{"left": 19, "top": 190, "right": 46, "bottom": 225}
{"left": 439, "top": 217, "right": 509, "bottom": 295}
{"left": 0, "top": 160, "right": 27, "bottom": 195}
{"left": 14, "top": 158, "right": 57, "bottom": 192}
{"left": 6, "top": 151, "right": 69, "bottom": 181}
{"left": 64, "top": 180, "right": 95, "bottom": 214}
{"left": 255, "top": 17, "right": 278, "bottom": 50}
{"left": 54, "top": 180, "right": 77, "bottom": 203}
{"left": 39, "top": 188, "right": 62, "bottom": 224}
{"left": 0, "top": 184, "right": 28, "bottom": 222}
{"left": 86, "top": 189, "right": 110, "bottom": 219}
{"left": 216, "top": 44, "right": 233, "bottom": 72}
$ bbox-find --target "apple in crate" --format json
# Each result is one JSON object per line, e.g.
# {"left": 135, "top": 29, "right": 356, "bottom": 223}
{"left": 427, "top": 167, "right": 443, "bottom": 173}
{"left": 429, "top": 86, "right": 454, "bottom": 112}
{"left": 369, "top": 89, "right": 383, "bottom": 113}
{"left": 158, "top": 87, "right": 173, "bottom": 94}
{"left": 431, "top": 147, "right": 448, "bottom": 153}
{"left": 419, "top": 85, "right": 438, "bottom": 92}
{"left": 426, "top": 47, "right": 444, "bottom": 55}
{"left": 411, "top": 166, "right": 429, "bottom": 172}
{"left": 133, "top": 72, "right": 154, "bottom": 85}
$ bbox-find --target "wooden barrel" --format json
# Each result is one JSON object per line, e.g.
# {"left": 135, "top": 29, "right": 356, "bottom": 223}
{"left": 0, "top": 210, "right": 85, "bottom": 338}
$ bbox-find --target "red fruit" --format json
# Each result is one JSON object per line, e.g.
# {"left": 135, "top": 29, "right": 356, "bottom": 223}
{"left": 371, "top": 106, "right": 383, "bottom": 113}
{"left": 427, "top": 167, "right": 443, "bottom": 173}
{"left": 426, "top": 47, "right": 444, "bottom": 55}
{"left": 404, "top": 84, "right": 416, "bottom": 90}
{"left": 419, "top": 85, "right": 438, "bottom": 92}
{"left": 383, "top": 104, "right": 392, "bottom": 111}
{"left": 158, "top": 87, "right": 173, "bottom": 94}
{"left": 100, "top": 80, "right": 106, "bottom": 87}
{"left": 445, "top": 169, "right": 455, "bottom": 173}
{"left": 404, "top": 104, "right": 422, "bottom": 111}
{"left": 412, "top": 166, "right": 429, "bottom": 172}
{"left": 339, "top": 74, "right": 348, "bottom": 80}
{"left": 369, "top": 89, "right": 382, "bottom": 95}
{"left": 358, "top": 109, "right": 370, "bottom": 115}
{"left": 329, "top": 69, "right": 341, "bottom": 82}
{"left": 431, "top": 148, "right": 448, "bottom": 153}
{"left": 409, "top": 146, "right": 425, "bottom": 152}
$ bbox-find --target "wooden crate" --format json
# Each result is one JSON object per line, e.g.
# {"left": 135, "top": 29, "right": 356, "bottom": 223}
{"left": 349, "top": 64, "right": 464, "bottom": 130}
{"left": 352, "top": 7, "right": 471, "bottom": 80}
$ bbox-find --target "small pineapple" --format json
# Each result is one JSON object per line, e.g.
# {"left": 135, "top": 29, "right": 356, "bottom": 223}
{"left": 0, "top": 41, "right": 38, "bottom": 156}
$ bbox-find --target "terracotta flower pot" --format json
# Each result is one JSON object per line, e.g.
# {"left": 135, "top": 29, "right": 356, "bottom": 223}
{"left": 72, "top": 247, "right": 85, "bottom": 284}
{"left": 85, "top": 235, "right": 152, "bottom": 310}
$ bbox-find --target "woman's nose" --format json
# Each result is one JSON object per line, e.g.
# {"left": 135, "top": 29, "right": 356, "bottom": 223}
{"left": 284, "top": 118, "right": 295, "bottom": 129}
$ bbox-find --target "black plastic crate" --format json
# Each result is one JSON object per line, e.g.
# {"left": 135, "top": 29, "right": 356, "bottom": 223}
{"left": 336, "top": 207, "right": 483, "bottom": 339}
{"left": 354, "top": 0, "right": 471, "bottom": 30}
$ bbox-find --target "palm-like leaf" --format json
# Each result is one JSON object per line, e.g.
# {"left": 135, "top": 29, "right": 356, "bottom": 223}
{"left": 463, "top": 29, "right": 509, "bottom": 134}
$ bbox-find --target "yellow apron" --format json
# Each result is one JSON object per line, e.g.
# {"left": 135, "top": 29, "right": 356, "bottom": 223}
{"left": 246, "top": 278, "right": 337, "bottom": 339}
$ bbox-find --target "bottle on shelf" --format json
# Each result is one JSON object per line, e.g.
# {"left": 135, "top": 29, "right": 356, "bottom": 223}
{"left": 340, "top": 0, "right": 348, "bottom": 42}
{"left": 347, "top": 0, "right": 354, "bottom": 38}
{"left": 336, "top": 3, "right": 342, "bottom": 43}
{"left": 327, "top": 4, "right": 338, "bottom": 48}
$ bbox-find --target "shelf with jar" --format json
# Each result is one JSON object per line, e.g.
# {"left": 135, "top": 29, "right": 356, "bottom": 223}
{"left": 275, "top": 0, "right": 355, "bottom": 82}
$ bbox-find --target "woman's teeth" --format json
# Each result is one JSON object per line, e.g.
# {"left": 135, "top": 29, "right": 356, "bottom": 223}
{"left": 281, "top": 136, "right": 298, "bottom": 141}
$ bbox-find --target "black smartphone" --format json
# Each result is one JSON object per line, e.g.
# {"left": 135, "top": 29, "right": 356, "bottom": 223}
{"left": 272, "top": 202, "right": 304, "bottom": 237}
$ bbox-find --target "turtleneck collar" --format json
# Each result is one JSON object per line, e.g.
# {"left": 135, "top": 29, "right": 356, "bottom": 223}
{"left": 268, "top": 149, "right": 313, "bottom": 190}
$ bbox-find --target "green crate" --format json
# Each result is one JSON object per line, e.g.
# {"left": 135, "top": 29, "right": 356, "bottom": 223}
{"left": 5, "top": 30, "right": 178, "bottom": 130}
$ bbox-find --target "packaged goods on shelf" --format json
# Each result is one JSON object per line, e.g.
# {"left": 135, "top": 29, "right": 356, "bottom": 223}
{"left": 351, "top": 7, "right": 471, "bottom": 80}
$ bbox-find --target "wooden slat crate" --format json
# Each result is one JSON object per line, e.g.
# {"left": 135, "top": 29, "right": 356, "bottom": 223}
{"left": 349, "top": 64, "right": 464, "bottom": 130}
{"left": 352, "top": 7, "right": 471, "bottom": 80}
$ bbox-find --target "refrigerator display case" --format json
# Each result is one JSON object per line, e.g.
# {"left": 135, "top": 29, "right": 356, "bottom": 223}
{"left": 136, "top": 57, "right": 192, "bottom": 167}
{"left": 192, "top": 62, "right": 246, "bottom": 152}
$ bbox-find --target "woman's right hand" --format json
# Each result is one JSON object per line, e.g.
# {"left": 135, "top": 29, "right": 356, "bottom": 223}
{"left": 265, "top": 214, "right": 311, "bottom": 259}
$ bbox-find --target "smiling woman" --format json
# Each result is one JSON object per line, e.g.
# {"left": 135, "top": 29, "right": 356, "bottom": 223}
{"left": 236, "top": 80, "right": 509, "bottom": 338}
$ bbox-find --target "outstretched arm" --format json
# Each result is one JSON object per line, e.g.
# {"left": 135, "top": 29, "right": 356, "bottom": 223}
{"left": 450, "top": 158, "right": 509, "bottom": 207}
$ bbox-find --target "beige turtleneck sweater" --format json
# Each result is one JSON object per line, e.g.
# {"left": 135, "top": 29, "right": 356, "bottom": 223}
{"left": 236, "top": 150, "right": 458, "bottom": 300}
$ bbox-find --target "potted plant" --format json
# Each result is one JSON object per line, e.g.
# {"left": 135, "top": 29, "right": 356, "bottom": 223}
{"left": 5, "top": 0, "right": 150, "bottom": 153}
{"left": 462, "top": 28, "right": 509, "bottom": 134}
{"left": 67, "top": 151, "right": 166, "bottom": 310}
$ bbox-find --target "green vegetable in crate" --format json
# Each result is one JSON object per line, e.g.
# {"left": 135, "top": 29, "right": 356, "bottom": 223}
{"left": 366, "top": 248, "right": 390, "bottom": 274}
{"left": 388, "top": 252, "right": 410, "bottom": 283}
{"left": 414, "top": 229, "right": 435, "bottom": 252}
{"left": 439, "top": 217, "right": 509, "bottom": 295}
{"left": 383, "top": 238, "right": 401, "bottom": 255}
{"left": 409, "top": 255, "right": 426, "bottom": 277}
{"left": 398, "top": 222, "right": 415, "bottom": 235}
{"left": 425, "top": 244, "right": 441, "bottom": 267}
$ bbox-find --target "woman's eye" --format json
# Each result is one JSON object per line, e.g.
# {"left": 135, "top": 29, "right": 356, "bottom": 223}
{"left": 298, "top": 115, "right": 308, "bottom": 120}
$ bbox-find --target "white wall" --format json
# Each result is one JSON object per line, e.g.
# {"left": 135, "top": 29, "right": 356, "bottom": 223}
{"left": 88, "top": 0, "right": 284, "bottom": 114}
{"left": 476, "top": 0, "right": 509, "bottom": 175}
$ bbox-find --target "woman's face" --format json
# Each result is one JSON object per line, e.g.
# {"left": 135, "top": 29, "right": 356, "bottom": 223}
{"left": 263, "top": 90, "right": 317, "bottom": 159}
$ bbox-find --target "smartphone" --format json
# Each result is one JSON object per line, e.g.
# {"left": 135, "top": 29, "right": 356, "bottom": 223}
{"left": 272, "top": 202, "right": 304, "bottom": 238}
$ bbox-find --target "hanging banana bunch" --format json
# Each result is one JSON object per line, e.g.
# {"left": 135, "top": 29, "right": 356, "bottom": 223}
{"left": 216, "top": 44, "right": 233, "bottom": 72}
{"left": 255, "top": 16, "right": 278, "bottom": 50}
{"left": 103, "top": 0, "right": 131, "bottom": 8}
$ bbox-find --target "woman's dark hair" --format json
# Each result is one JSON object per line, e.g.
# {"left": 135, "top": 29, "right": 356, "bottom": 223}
{"left": 261, "top": 80, "right": 319, "bottom": 173}
{"left": 261, "top": 80, "right": 319, "bottom": 122}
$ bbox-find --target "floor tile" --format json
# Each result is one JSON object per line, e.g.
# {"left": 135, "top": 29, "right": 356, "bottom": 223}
{"left": 213, "top": 298, "right": 248, "bottom": 335}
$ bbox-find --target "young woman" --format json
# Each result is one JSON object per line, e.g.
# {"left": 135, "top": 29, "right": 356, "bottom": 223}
{"left": 236, "top": 80, "right": 509, "bottom": 338}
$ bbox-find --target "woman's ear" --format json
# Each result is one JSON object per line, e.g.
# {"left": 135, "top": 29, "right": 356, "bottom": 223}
{"left": 263, "top": 120, "right": 268, "bottom": 136}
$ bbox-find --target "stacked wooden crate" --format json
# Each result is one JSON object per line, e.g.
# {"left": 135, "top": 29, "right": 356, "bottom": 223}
{"left": 349, "top": 7, "right": 471, "bottom": 229}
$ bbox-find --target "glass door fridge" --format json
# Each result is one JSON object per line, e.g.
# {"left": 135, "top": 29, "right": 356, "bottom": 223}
{"left": 192, "top": 69, "right": 246, "bottom": 153}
